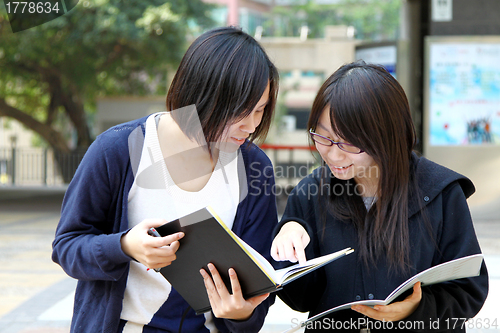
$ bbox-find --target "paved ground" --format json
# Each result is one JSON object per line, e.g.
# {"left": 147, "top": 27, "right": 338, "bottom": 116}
{"left": 0, "top": 189, "right": 498, "bottom": 333}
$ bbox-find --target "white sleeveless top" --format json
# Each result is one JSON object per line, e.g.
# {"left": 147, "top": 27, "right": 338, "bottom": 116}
{"left": 120, "top": 113, "right": 240, "bottom": 332}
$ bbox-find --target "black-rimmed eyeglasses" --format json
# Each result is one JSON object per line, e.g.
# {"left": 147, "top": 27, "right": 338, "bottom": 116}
{"left": 309, "top": 129, "right": 364, "bottom": 154}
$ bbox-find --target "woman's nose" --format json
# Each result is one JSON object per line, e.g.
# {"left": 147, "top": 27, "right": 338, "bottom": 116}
{"left": 241, "top": 111, "right": 262, "bottom": 133}
{"left": 327, "top": 143, "right": 346, "bottom": 161}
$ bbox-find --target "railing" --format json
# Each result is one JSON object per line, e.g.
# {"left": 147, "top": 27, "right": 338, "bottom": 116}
{"left": 259, "top": 144, "right": 320, "bottom": 214}
{"left": 0, "top": 147, "right": 86, "bottom": 186}
{"left": 0, "top": 144, "right": 318, "bottom": 188}
{"left": 259, "top": 143, "right": 320, "bottom": 186}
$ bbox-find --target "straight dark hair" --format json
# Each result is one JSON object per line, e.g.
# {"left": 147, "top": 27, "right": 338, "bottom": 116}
{"left": 166, "top": 26, "right": 278, "bottom": 153}
{"left": 308, "top": 61, "right": 417, "bottom": 272}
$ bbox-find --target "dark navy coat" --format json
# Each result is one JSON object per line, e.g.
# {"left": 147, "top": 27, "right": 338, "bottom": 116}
{"left": 277, "top": 153, "right": 488, "bottom": 332}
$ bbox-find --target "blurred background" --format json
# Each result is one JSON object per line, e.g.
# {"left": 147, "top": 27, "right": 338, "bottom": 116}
{"left": 1, "top": 0, "right": 500, "bottom": 210}
{"left": 0, "top": 0, "right": 499, "bottom": 332}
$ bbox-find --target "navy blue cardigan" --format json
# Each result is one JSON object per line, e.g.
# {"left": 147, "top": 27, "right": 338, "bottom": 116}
{"left": 276, "top": 153, "right": 488, "bottom": 332}
{"left": 52, "top": 116, "right": 278, "bottom": 333}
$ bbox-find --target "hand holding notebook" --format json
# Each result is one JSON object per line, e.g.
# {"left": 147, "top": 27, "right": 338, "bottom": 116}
{"left": 149, "top": 206, "right": 353, "bottom": 314}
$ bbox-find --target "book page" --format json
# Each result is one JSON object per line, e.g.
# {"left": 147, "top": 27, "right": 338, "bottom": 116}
{"left": 275, "top": 248, "right": 354, "bottom": 284}
{"left": 221, "top": 227, "right": 354, "bottom": 286}
{"left": 286, "top": 254, "right": 484, "bottom": 333}
{"left": 206, "top": 207, "right": 355, "bottom": 287}
{"left": 206, "top": 206, "right": 280, "bottom": 284}
{"left": 384, "top": 253, "right": 483, "bottom": 303}
{"left": 231, "top": 232, "right": 280, "bottom": 282}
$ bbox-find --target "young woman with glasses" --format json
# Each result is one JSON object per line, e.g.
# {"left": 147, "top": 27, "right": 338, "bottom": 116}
{"left": 52, "top": 27, "right": 279, "bottom": 333}
{"left": 271, "top": 61, "right": 488, "bottom": 332}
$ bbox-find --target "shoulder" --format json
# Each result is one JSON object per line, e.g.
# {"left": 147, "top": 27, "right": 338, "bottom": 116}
{"left": 412, "top": 152, "right": 475, "bottom": 200}
{"left": 94, "top": 116, "right": 148, "bottom": 152}
{"left": 239, "top": 141, "right": 274, "bottom": 178}
{"left": 77, "top": 116, "right": 148, "bottom": 178}
{"left": 240, "top": 140, "right": 272, "bottom": 165}
{"left": 300, "top": 165, "right": 325, "bottom": 186}
{"left": 288, "top": 166, "right": 325, "bottom": 199}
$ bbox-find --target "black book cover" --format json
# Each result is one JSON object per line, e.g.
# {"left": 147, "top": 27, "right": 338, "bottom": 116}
{"left": 156, "top": 207, "right": 277, "bottom": 314}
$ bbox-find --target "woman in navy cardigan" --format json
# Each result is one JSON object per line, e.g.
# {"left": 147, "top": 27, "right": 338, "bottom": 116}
{"left": 52, "top": 27, "right": 279, "bottom": 333}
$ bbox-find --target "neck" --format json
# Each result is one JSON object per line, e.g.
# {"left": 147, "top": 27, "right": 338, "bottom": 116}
{"left": 158, "top": 113, "right": 216, "bottom": 166}
{"left": 354, "top": 176, "right": 379, "bottom": 198}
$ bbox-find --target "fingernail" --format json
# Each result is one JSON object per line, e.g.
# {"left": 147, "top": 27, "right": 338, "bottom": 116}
{"left": 229, "top": 268, "right": 235, "bottom": 275}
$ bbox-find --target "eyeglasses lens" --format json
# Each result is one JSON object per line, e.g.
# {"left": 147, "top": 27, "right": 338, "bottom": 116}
{"left": 310, "top": 132, "right": 361, "bottom": 154}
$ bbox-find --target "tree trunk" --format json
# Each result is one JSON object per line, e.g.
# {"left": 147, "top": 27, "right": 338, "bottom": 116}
{"left": 60, "top": 87, "right": 92, "bottom": 148}
{"left": 44, "top": 71, "right": 93, "bottom": 149}
{"left": 0, "top": 66, "right": 94, "bottom": 183}
{"left": 0, "top": 99, "right": 87, "bottom": 184}
{"left": 0, "top": 98, "right": 70, "bottom": 153}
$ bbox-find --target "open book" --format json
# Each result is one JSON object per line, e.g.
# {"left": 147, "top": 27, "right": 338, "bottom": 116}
{"left": 284, "top": 253, "right": 484, "bottom": 333}
{"left": 153, "top": 206, "right": 353, "bottom": 314}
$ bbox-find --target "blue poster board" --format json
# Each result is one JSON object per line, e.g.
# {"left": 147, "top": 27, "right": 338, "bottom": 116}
{"left": 356, "top": 45, "right": 397, "bottom": 78}
{"left": 427, "top": 38, "right": 500, "bottom": 145}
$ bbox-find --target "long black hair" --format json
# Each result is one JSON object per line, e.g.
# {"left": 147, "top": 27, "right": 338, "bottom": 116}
{"left": 308, "top": 61, "right": 417, "bottom": 272}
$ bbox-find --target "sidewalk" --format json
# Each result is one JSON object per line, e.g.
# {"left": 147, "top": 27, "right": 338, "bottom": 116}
{"left": 0, "top": 192, "right": 499, "bottom": 333}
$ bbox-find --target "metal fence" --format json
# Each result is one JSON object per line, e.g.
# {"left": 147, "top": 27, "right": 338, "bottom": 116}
{"left": 0, "top": 144, "right": 317, "bottom": 188}
{"left": 260, "top": 143, "right": 320, "bottom": 185}
{"left": 0, "top": 147, "right": 86, "bottom": 186}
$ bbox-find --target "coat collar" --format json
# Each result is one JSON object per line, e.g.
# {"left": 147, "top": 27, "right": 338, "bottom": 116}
{"left": 310, "top": 152, "right": 475, "bottom": 219}
{"left": 408, "top": 152, "right": 474, "bottom": 217}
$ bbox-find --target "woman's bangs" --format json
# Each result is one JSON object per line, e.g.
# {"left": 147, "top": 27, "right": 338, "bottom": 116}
{"left": 327, "top": 86, "right": 363, "bottom": 146}
{"left": 230, "top": 54, "right": 270, "bottom": 123}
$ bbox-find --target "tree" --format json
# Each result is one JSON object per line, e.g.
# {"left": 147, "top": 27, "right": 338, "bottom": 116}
{"left": 0, "top": 0, "right": 214, "bottom": 181}
{"left": 264, "top": 0, "right": 401, "bottom": 41}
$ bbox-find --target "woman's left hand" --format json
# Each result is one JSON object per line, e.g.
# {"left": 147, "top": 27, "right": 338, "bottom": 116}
{"left": 200, "top": 263, "right": 269, "bottom": 320}
{"left": 351, "top": 282, "right": 422, "bottom": 322}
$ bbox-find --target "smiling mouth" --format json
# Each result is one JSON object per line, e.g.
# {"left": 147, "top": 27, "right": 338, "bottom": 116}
{"left": 331, "top": 164, "right": 353, "bottom": 171}
{"left": 231, "top": 137, "right": 247, "bottom": 144}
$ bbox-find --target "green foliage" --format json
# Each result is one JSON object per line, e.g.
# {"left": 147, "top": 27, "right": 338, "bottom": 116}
{"left": 264, "top": 0, "right": 402, "bottom": 41}
{"left": 0, "top": 0, "right": 214, "bottom": 146}
{"left": 1, "top": 0, "right": 214, "bottom": 94}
